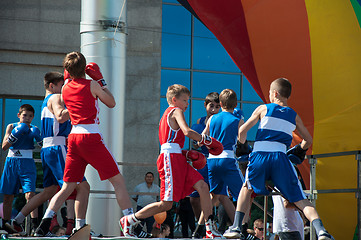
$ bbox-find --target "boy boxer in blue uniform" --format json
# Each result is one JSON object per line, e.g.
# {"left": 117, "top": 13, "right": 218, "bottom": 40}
{"left": 1, "top": 104, "right": 42, "bottom": 234}
{"left": 224, "top": 78, "right": 334, "bottom": 240}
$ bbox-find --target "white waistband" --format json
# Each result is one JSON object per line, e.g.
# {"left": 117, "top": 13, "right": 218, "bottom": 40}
{"left": 43, "top": 136, "right": 66, "bottom": 148}
{"left": 71, "top": 124, "right": 100, "bottom": 134}
{"left": 160, "top": 143, "right": 182, "bottom": 154}
{"left": 208, "top": 150, "right": 234, "bottom": 159}
{"left": 253, "top": 141, "right": 287, "bottom": 153}
{"left": 7, "top": 149, "right": 33, "bottom": 158}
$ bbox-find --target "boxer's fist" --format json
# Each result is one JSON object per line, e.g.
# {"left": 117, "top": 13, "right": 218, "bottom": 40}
{"left": 199, "top": 134, "right": 223, "bottom": 155}
{"left": 85, "top": 62, "right": 107, "bottom": 89}
{"left": 235, "top": 140, "right": 252, "bottom": 158}
{"left": 8, "top": 123, "right": 30, "bottom": 144}
{"left": 287, "top": 144, "right": 307, "bottom": 165}
{"left": 30, "top": 126, "right": 42, "bottom": 146}
{"left": 182, "top": 150, "right": 206, "bottom": 169}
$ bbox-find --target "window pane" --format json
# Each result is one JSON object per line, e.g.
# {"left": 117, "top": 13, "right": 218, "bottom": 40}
{"left": 242, "top": 103, "right": 261, "bottom": 141}
{"left": 192, "top": 72, "right": 241, "bottom": 99}
{"left": 190, "top": 99, "right": 206, "bottom": 127}
{"left": 194, "top": 18, "right": 215, "bottom": 39}
{"left": 162, "top": 33, "right": 191, "bottom": 68}
{"left": 161, "top": 70, "right": 190, "bottom": 96}
{"left": 162, "top": 4, "right": 191, "bottom": 35}
{"left": 242, "top": 77, "right": 263, "bottom": 102}
{"left": 193, "top": 36, "right": 240, "bottom": 73}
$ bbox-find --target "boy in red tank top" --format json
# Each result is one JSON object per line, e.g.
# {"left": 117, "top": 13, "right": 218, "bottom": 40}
{"left": 35, "top": 52, "right": 138, "bottom": 237}
{"left": 120, "top": 84, "right": 226, "bottom": 239}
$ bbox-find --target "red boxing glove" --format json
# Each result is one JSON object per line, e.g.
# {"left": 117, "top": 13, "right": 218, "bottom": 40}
{"left": 85, "top": 62, "right": 107, "bottom": 89}
{"left": 182, "top": 150, "right": 206, "bottom": 169}
{"left": 63, "top": 69, "right": 72, "bottom": 85}
{"left": 199, "top": 134, "right": 223, "bottom": 156}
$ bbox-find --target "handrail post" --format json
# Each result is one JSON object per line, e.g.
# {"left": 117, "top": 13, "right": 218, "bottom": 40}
{"left": 356, "top": 152, "right": 361, "bottom": 240}
{"left": 263, "top": 196, "right": 268, "bottom": 240}
{"left": 309, "top": 156, "right": 317, "bottom": 240}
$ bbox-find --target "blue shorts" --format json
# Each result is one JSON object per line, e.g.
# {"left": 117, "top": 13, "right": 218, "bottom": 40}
{"left": 246, "top": 151, "right": 306, "bottom": 203}
{"left": 41, "top": 145, "right": 67, "bottom": 188}
{"left": 0, "top": 157, "right": 36, "bottom": 194}
{"left": 207, "top": 158, "right": 244, "bottom": 199}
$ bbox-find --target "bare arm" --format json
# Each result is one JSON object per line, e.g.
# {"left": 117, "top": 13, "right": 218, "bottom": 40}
{"left": 295, "top": 114, "right": 313, "bottom": 149}
{"left": 238, "top": 105, "right": 266, "bottom": 143}
{"left": 172, "top": 108, "right": 202, "bottom": 142}
{"left": 2, "top": 124, "right": 13, "bottom": 151}
{"left": 90, "top": 80, "right": 116, "bottom": 108}
{"left": 48, "top": 94, "right": 69, "bottom": 123}
{"left": 201, "top": 115, "right": 212, "bottom": 136}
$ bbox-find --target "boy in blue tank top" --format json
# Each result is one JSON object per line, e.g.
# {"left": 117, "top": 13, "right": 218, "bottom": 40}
{"left": 191, "top": 92, "right": 234, "bottom": 238}
{"left": 224, "top": 78, "right": 334, "bottom": 240}
{"left": 1, "top": 104, "right": 42, "bottom": 234}
{"left": 202, "top": 89, "right": 245, "bottom": 234}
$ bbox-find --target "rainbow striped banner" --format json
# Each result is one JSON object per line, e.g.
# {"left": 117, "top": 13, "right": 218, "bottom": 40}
{"left": 178, "top": 0, "right": 361, "bottom": 238}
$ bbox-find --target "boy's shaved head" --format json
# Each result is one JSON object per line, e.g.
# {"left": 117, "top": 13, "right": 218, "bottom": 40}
{"left": 271, "top": 78, "right": 292, "bottom": 99}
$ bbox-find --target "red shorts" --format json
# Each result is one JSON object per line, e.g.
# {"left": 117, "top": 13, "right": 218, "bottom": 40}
{"left": 63, "top": 133, "right": 120, "bottom": 182}
{"left": 157, "top": 152, "right": 203, "bottom": 202}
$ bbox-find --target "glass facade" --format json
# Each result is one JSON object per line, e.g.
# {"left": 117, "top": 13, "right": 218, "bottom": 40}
{"left": 161, "top": 1, "right": 263, "bottom": 146}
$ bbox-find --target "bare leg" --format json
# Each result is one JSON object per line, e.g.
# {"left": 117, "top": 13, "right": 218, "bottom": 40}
{"left": 219, "top": 195, "right": 235, "bottom": 223}
{"left": 3, "top": 194, "right": 14, "bottom": 220}
{"left": 24, "top": 192, "right": 37, "bottom": 218}
{"left": 108, "top": 173, "right": 132, "bottom": 210}
{"left": 236, "top": 185, "right": 253, "bottom": 213}
{"left": 74, "top": 181, "right": 90, "bottom": 219}
{"left": 135, "top": 201, "right": 173, "bottom": 219}
{"left": 66, "top": 199, "right": 75, "bottom": 220}
{"left": 21, "top": 185, "right": 58, "bottom": 217}
{"left": 48, "top": 182, "right": 77, "bottom": 212}
{"left": 193, "top": 180, "right": 212, "bottom": 221}
{"left": 294, "top": 199, "right": 319, "bottom": 222}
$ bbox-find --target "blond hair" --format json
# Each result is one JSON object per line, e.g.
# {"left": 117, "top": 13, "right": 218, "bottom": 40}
{"left": 166, "top": 84, "right": 190, "bottom": 105}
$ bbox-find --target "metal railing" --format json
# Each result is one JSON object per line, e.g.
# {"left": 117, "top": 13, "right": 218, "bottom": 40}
{"left": 258, "top": 150, "right": 360, "bottom": 240}
{"left": 307, "top": 150, "right": 360, "bottom": 240}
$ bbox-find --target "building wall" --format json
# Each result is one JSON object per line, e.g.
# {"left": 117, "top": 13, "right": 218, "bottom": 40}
{"left": 0, "top": 0, "right": 161, "bottom": 197}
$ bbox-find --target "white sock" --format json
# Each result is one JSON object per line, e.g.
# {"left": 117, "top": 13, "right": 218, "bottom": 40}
{"left": 75, "top": 219, "right": 86, "bottom": 229}
{"left": 122, "top": 208, "right": 134, "bottom": 216}
{"left": 43, "top": 209, "right": 56, "bottom": 219}
{"left": 14, "top": 212, "right": 26, "bottom": 224}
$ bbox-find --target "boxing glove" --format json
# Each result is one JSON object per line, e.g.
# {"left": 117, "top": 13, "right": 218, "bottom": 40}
{"left": 63, "top": 69, "right": 72, "bottom": 85}
{"left": 30, "top": 126, "right": 43, "bottom": 146}
{"left": 199, "top": 134, "right": 223, "bottom": 156}
{"left": 287, "top": 144, "right": 307, "bottom": 165}
{"left": 182, "top": 150, "right": 207, "bottom": 169}
{"left": 235, "top": 140, "right": 252, "bottom": 158}
{"left": 85, "top": 62, "right": 107, "bottom": 89}
{"left": 8, "top": 123, "right": 30, "bottom": 144}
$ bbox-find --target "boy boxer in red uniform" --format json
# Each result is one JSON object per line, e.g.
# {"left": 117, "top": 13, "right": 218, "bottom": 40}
{"left": 120, "top": 84, "right": 225, "bottom": 239}
{"left": 35, "top": 52, "right": 135, "bottom": 237}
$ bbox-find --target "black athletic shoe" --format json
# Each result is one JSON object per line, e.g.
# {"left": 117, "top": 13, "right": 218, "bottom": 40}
{"left": 33, "top": 218, "right": 53, "bottom": 237}
{"left": 134, "top": 223, "right": 152, "bottom": 238}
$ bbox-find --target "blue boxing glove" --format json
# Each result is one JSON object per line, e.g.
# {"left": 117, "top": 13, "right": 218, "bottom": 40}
{"left": 287, "top": 144, "right": 307, "bottom": 165}
{"left": 30, "top": 126, "right": 43, "bottom": 146}
{"left": 8, "top": 123, "right": 30, "bottom": 144}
